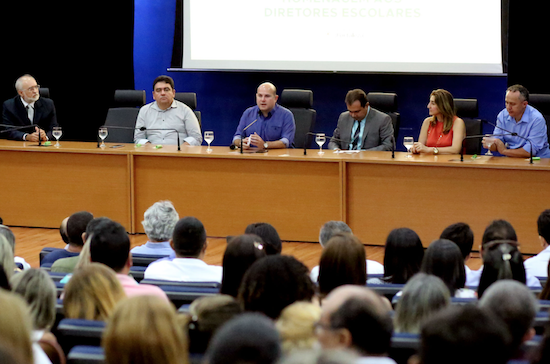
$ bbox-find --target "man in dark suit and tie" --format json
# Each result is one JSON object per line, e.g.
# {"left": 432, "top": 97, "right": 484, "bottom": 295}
{"left": 2, "top": 74, "right": 58, "bottom": 141}
{"left": 328, "top": 89, "right": 394, "bottom": 151}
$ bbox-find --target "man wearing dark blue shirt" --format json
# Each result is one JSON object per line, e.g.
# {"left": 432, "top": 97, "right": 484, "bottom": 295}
{"left": 232, "top": 82, "right": 296, "bottom": 150}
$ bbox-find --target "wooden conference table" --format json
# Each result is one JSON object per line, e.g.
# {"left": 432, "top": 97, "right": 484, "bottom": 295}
{"left": 1, "top": 140, "right": 549, "bottom": 254}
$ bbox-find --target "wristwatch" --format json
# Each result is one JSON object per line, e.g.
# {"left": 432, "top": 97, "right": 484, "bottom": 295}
{"left": 264, "top": 142, "right": 269, "bottom": 150}
{"left": 433, "top": 147, "right": 439, "bottom": 155}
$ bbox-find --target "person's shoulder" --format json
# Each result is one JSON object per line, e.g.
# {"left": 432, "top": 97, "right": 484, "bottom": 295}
{"left": 527, "top": 104, "right": 545, "bottom": 120}
{"left": 37, "top": 97, "right": 55, "bottom": 107}
{"left": 2, "top": 96, "right": 19, "bottom": 109}
{"left": 173, "top": 99, "right": 193, "bottom": 112}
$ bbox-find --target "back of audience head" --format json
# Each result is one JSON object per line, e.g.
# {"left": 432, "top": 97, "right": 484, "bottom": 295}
{"left": 104, "top": 295, "right": 188, "bottom": 364}
{"left": 479, "top": 280, "right": 537, "bottom": 355}
{"left": 11, "top": 268, "right": 56, "bottom": 331}
{"left": 318, "top": 232, "right": 366, "bottom": 299}
{"left": 64, "top": 263, "right": 126, "bottom": 321}
{"left": 420, "top": 239, "right": 466, "bottom": 296}
{"left": 0, "top": 235, "right": 15, "bottom": 280}
{"left": 0, "top": 224, "right": 15, "bottom": 251}
{"left": 440, "top": 222, "right": 474, "bottom": 261}
{"left": 0, "top": 290, "right": 33, "bottom": 364}
{"left": 383, "top": 227, "right": 424, "bottom": 284}
{"left": 186, "top": 294, "right": 242, "bottom": 354}
{"left": 478, "top": 240, "right": 525, "bottom": 298}
{"left": 172, "top": 216, "right": 207, "bottom": 258}
{"left": 67, "top": 211, "right": 94, "bottom": 246}
{"left": 394, "top": 273, "right": 450, "bottom": 334}
{"left": 221, "top": 234, "right": 266, "bottom": 297}
{"left": 325, "top": 296, "right": 393, "bottom": 357}
{"left": 89, "top": 219, "right": 130, "bottom": 273}
{"left": 319, "top": 221, "right": 352, "bottom": 248}
{"left": 245, "top": 222, "right": 282, "bottom": 255}
{"left": 275, "top": 301, "right": 321, "bottom": 354}
{"left": 538, "top": 209, "right": 550, "bottom": 247}
{"left": 482, "top": 219, "right": 517, "bottom": 248}
{"left": 205, "top": 313, "right": 281, "bottom": 364}
{"left": 417, "top": 305, "right": 512, "bottom": 364}
{"left": 142, "top": 200, "right": 179, "bottom": 242}
{"left": 238, "top": 254, "right": 315, "bottom": 319}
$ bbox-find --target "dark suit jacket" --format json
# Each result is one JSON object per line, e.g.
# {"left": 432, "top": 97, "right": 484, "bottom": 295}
{"left": 2, "top": 96, "right": 58, "bottom": 140}
{"left": 328, "top": 107, "right": 394, "bottom": 151}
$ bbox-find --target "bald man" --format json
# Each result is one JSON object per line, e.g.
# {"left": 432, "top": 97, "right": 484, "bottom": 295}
{"left": 232, "top": 82, "right": 296, "bottom": 150}
{"left": 2, "top": 74, "right": 58, "bottom": 141}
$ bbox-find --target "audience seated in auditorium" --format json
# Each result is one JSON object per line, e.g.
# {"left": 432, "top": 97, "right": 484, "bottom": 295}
{"left": 220, "top": 234, "right": 266, "bottom": 297}
{"left": 414, "top": 305, "right": 512, "bottom": 364}
{"left": 479, "top": 280, "right": 537, "bottom": 360}
{"left": 244, "top": 222, "right": 282, "bottom": 255}
{"left": 310, "top": 221, "right": 384, "bottom": 282}
{"left": 0, "top": 289, "right": 52, "bottom": 364}
{"left": 468, "top": 219, "right": 541, "bottom": 288}
{"left": 368, "top": 227, "right": 423, "bottom": 285}
{"left": 524, "top": 209, "right": 550, "bottom": 278}
{"left": 317, "top": 233, "right": 367, "bottom": 300}
{"left": 317, "top": 285, "right": 395, "bottom": 363}
{"left": 63, "top": 263, "right": 126, "bottom": 321}
{"left": 439, "top": 222, "right": 475, "bottom": 284}
{"left": 51, "top": 216, "right": 110, "bottom": 274}
{"left": 131, "top": 200, "right": 178, "bottom": 257}
{"left": 41, "top": 211, "right": 93, "bottom": 266}
{"left": 185, "top": 294, "right": 242, "bottom": 355}
{"left": 0, "top": 224, "right": 30, "bottom": 270}
{"left": 89, "top": 218, "right": 169, "bottom": 302}
{"left": 104, "top": 295, "right": 188, "bottom": 364}
{"left": 144, "top": 216, "right": 222, "bottom": 282}
{"left": 477, "top": 241, "right": 526, "bottom": 298}
{"left": 412, "top": 89, "right": 466, "bottom": 155}
{"left": 420, "top": 239, "right": 475, "bottom": 298}
{"left": 238, "top": 255, "right": 315, "bottom": 319}
{"left": 394, "top": 273, "right": 450, "bottom": 334}
{"left": 205, "top": 313, "right": 281, "bottom": 364}
{"left": 275, "top": 301, "right": 321, "bottom": 355}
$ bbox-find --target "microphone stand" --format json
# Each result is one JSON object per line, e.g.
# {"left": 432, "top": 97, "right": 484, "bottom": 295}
{"left": 459, "top": 133, "right": 512, "bottom": 162}
{"left": 0, "top": 124, "right": 48, "bottom": 146}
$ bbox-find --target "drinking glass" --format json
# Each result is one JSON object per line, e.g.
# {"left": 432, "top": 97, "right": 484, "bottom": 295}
{"left": 484, "top": 135, "right": 495, "bottom": 156}
{"left": 316, "top": 133, "right": 326, "bottom": 154}
{"left": 98, "top": 127, "right": 108, "bottom": 148}
{"left": 52, "top": 126, "right": 62, "bottom": 147}
{"left": 403, "top": 136, "right": 414, "bottom": 157}
{"left": 204, "top": 131, "right": 214, "bottom": 152}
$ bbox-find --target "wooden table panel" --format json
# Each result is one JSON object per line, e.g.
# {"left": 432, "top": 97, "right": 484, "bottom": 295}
{"left": 133, "top": 148, "right": 342, "bottom": 242}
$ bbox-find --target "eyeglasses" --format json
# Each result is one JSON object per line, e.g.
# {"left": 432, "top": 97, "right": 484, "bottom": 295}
{"left": 26, "top": 85, "right": 40, "bottom": 92}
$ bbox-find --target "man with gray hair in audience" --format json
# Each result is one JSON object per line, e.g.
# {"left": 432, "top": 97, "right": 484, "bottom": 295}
{"left": 479, "top": 280, "right": 538, "bottom": 360}
{"left": 131, "top": 200, "right": 179, "bottom": 257}
{"left": 310, "top": 221, "right": 384, "bottom": 282}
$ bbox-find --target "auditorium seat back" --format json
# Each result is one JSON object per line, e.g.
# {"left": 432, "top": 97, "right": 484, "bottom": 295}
{"left": 279, "top": 89, "right": 316, "bottom": 149}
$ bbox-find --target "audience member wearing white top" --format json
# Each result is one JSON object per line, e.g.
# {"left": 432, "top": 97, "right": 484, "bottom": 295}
{"left": 310, "top": 260, "right": 384, "bottom": 282}
{"left": 466, "top": 265, "right": 541, "bottom": 288}
{"left": 144, "top": 257, "right": 223, "bottom": 282}
{"left": 524, "top": 209, "right": 550, "bottom": 278}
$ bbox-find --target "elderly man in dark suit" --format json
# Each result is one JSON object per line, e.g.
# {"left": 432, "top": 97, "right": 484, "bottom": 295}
{"left": 2, "top": 74, "right": 58, "bottom": 141}
{"left": 329, "top": 89, "right": 394, "bottom": 151}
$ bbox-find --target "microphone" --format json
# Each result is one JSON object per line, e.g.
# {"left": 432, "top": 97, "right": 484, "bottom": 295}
{"left": 0, "top": 124, "right": 48, "bottom": 145}
{"left": 459, "top": 133, "right": 510, "bottom": 162}
{"left": 482, "top": 120, "right": 533, "bottom": 164}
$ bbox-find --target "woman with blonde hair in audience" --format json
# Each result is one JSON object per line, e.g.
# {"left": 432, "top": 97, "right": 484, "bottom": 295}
{"left": 11, "top": 269, "right": 65, "bottom": 364}
{"left": 103, "top": 295, "right": 188, "bottom": 364}
{"left": 275, "top": 301, "right": 321, "bottom": 354}
{"left": 0, "top": 289, "right": 52, "bottom": 364}
{"left": 412, "top": 89, "right": 466, "bottom": 155}
{"left": 63, "top": 263, "right": 126, "bottom": 321}
{"left": 394, "top": 273, "right": 450, "bottom": 334}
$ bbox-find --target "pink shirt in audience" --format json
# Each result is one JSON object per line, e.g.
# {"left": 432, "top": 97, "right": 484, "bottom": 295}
{"left": 116, "top": 274, "right": 170, "bottom": 303}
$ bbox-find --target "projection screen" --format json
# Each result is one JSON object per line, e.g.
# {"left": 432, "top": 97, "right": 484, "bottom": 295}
{"left": 181, "top": 0, "right": 503, "bottom": 74}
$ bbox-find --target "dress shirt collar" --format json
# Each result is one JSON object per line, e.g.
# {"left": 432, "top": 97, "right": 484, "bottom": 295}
{"left": 152, "top": 100, "right": 178, "bottom": 112}
{"left": 20, "top": 96, "right": 36, "bottom": 109}
{"left": 257, "top": 103, "right": 279, "bottom": 118}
